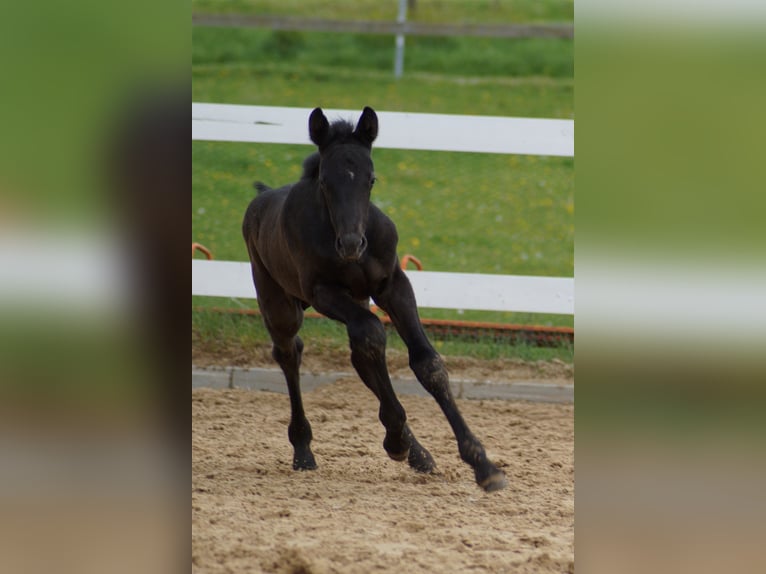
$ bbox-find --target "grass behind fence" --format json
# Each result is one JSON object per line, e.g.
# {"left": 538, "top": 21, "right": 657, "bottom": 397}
{"left": 193, "top": 27, "right": 573, "bottom": 79}
{"left": 192, "top": 306, "right": 574, "bottom": 364}
{"left": 192, "top": 0, "right": 574, "bottom": 26}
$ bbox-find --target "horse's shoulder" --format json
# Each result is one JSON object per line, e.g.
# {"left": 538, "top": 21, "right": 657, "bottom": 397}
{"left": 365, "top": 204, "right": 399, "bottom": 273}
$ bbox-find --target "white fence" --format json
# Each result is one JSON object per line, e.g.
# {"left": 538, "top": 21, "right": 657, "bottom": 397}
{"left": 192, "top": 104, "right": 574, "bottom": 157}
{"left": 192, "top": 260, "right": 573, "bottom": 315}
{"left": 192, "top": 104, "right": 574, "bottom": 315}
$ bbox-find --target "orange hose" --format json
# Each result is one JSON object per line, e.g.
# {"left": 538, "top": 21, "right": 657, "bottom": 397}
{"left": 192, "top": 242, "right": 214, "bottom": 260}
{"left": 400, "top": 254, "right": 423, "bottom": 271}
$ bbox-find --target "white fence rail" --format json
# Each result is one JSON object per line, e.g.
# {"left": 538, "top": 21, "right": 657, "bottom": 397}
{"left": 192, "top": 260, "right": 573, "bottom": 315}
{"left": 192, "top": 104, "right": 574, "bottom": 315}
{"left": 192, "top": 103, "right": 574, "bottom": 157}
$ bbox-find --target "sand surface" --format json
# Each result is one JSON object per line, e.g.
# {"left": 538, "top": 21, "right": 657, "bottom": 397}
{"left": 192, "top": 378, "right": 573, "bottom": 573}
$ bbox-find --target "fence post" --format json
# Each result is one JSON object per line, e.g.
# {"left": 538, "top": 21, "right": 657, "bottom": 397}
{"left": 394, "top": 0, "right": 407, "bottom": 78}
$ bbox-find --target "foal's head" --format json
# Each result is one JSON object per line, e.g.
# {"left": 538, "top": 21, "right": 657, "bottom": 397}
{"left": 308, "top": 107, "right": 378, "bottom": 262}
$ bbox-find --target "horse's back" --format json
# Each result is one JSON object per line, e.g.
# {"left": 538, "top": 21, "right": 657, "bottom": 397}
{"left": 242, "top": 182, "right": 290, "bottom": 242}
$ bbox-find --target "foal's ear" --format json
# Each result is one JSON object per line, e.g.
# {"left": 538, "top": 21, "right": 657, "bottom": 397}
{"left": 308, "top": 107, "right": 330, "bottom": 148}
{"left": 354, "top": 106, "right": 378, "bottom": 146}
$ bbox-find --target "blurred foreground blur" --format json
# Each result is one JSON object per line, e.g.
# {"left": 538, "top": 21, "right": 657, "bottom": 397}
{"left": 0, "top": 2, "right": 187, "bottom": 573}
{"left": 577, "top": 1, "right": 766, "bottom": 573}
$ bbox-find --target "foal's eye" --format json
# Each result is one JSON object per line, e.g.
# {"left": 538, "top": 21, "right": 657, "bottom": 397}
{"left": 370, "top": 176, "right": 377, "bottom": 186}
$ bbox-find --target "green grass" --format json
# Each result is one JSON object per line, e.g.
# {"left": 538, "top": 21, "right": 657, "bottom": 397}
{"left": 193, "top": 27, "right": 573, "bottom": 80}
{"left": 192, "top": 0, "right": 574, "bottom": 25}
{"left": 192, "top": 5, "right": 574, "bottom": 360}
{"left": 193, "top": 62, "right": 573, "bottom": 118}
{"left": 193, "top": 306, "right": 574, "bottom": 363}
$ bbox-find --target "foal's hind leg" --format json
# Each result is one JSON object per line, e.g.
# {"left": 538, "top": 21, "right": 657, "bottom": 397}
{"left": 249, "top": 261, "right": 316, "bottom": 470}
{"left": 375, "top": 267, "right": 507, "bottom": 492}
{"left": 271, "top": 328, "right": 315, "bottom": 471}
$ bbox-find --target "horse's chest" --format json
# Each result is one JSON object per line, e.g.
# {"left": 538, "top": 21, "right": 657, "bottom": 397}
{"left": 341, "top": 265, "right": 374, "bottom": 300}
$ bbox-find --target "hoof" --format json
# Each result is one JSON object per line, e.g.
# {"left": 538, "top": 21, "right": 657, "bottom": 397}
{"left": 293, "top": 451, "right": 317, "bottom": 471}
{"left": 293, "top": 460, "right": 317, "bottom": 471}
{"left": 478, "top": 470, "right": 508, "bottom": 492}
{"left": 387, "top": 448, "right": 410, "bottom": 462}
{"left": 383, "top": 432, "right": 411, "bottom": 462}
{"left": 408, "top": 446, "right": 437, "bottom": 474}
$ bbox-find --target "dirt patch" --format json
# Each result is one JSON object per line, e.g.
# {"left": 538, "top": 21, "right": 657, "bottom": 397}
{"left": 192, "top": 379, "right": 574, "bottom": 573}
{"left": 192, "top": 343, "right": 573, "bottom": 385}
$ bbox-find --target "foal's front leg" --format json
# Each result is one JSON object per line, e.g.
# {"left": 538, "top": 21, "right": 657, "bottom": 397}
{"left": 312, "top": 284, "right": 412, "bottom": 462}
{"left": 375, "top": 267, "right": 508, "bottom": 492}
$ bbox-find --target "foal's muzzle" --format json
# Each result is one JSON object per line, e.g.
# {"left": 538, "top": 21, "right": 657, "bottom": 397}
{"left": 335, "top": 233, "right": 368, "bottom": 261}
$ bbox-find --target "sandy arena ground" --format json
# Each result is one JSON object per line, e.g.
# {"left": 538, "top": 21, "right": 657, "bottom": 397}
{"left": 192, "top": 375, "right": 573, "bottom": 573}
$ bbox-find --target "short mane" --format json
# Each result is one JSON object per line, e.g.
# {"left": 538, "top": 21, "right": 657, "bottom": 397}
{"left": 324, "top": 118, "right": 355, "bottom": 144}
{"left": 302, "top": 118, "right": 359, "bottom": 180}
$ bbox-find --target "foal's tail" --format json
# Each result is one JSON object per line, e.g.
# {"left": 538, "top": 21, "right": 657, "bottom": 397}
{"left": 254, "top": 181, "right": 271, "bottom": 195}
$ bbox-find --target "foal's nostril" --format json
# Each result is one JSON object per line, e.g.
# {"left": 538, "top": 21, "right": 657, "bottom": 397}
{"left": 359, "top": 235, "right": 368, "bottom": 252}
